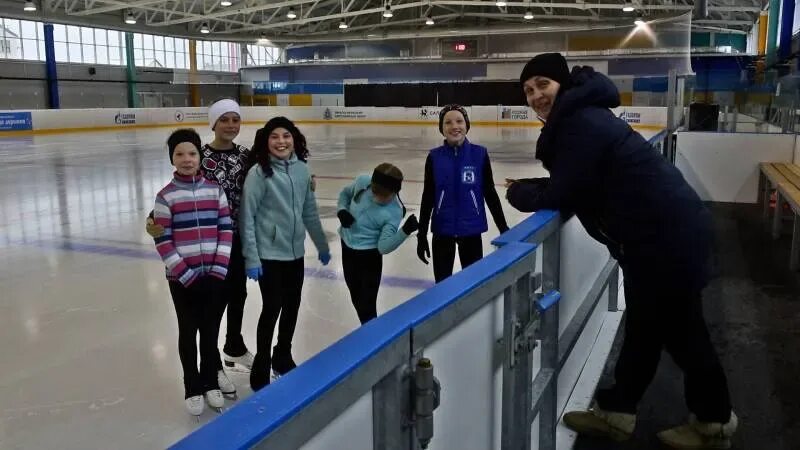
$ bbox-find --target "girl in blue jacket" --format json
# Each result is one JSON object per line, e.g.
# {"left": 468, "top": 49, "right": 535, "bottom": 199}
{"left": 417, "top": 104, "right": 509, "bottom": 282}
{"left": 239, "top": 116, "right": 331, "bottom": 391}
{"left": 337, "top": 163, "right": 419, "bottom": 324}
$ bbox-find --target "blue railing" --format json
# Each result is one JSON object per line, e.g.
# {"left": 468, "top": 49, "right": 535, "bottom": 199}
{"left": 171, "top": 240, "right": 542, "bottom": 450}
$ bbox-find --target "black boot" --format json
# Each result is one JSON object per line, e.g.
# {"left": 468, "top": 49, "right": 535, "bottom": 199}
{"left": 271, "top": 345, "right": 297, "bottom": 378}
{"left": 249, "top": 352, "right": 271, "bottom": 392}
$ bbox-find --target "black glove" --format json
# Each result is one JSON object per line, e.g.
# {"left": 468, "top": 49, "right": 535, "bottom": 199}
{"left": 417, "top": 235, "right": 430, "bottom": 265}
{"left": 402, "top": 214, "right": 419, "bottom": 235}
{"left": 337, "top": 210, "right": 355, "bottom": 228}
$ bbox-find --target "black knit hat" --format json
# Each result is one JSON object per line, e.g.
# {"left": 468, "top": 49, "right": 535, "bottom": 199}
{"left": 167, "top": 128, "right": 201, "bottom": 163}
{"left": 438, "top": 104, "right": 471, "bottom": 135}
{"left": 519, "top": 53, "right": 571, "bottom": 89}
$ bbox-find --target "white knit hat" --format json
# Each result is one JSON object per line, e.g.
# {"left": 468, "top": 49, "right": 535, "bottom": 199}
{"left": 208, "top": 99, "right": 241, "bottom": 130}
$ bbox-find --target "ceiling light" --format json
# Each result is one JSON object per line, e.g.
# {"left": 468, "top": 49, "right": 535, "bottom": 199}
{"left": 426, "top": 15, "right": 434, "bottom": 25}
{"left": 633, "top": 11, "right": 645, "bottom": 26}
{"left": 383, "top": 5, "right": 393, "bottom": 18}
{"left": 221, "top": 0, "right": 232, "bottom": 6}
{"left": 24, "top": 0, "right": 36, "bottom": 11}
{"left": 200, "top": 22, "right": 211, "bottom": 34}
{"left": 125, "top": 11, "right": 137, "bottom": 24}
{"left": 622, "top": 2, "right": 635, "bottom": 12}
{"left": 496, "top": 0, "right": 507, "bottom": 6}
{"left": 287, "top": 8, "right": 297, "bottom": 19}
{"left": 258, "top": 32, "right": 273, "bottom": 45}
{"left": 339, "top": 21, "right": 348, "bottom": 29}
{"left": 524, "top": 10, "right": 533, "bottom": 19}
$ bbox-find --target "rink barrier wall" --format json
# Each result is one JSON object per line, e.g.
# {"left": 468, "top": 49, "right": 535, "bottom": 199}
{"left": 675, "top": 131, "right": 797, "bottom": 203}
{"left": 170, "top": 209, "right": 621, "bottom": 450}
{"left": 0, "top": 105, "right": 667, "bottom": 136}
{"left": 170, "top": 132, "right": 668, "bottom": 450}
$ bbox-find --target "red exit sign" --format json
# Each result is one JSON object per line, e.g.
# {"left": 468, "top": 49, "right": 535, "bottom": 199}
{"left": 453, "top": 43, "right": 467, "bottom": 52}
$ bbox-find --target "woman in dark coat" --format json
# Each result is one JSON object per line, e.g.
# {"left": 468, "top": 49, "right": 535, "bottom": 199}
{"left": 507, "top": 53, "right": 736, "bottom": 449}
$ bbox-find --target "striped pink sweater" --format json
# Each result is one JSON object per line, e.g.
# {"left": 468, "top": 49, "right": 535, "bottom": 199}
{"left": 153, "top": 172, "right": 233, "bottom": 286}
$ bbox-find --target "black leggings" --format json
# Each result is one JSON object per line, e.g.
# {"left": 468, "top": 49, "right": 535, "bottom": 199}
{"left": 222, "top": 235, "right": 249, "bottom": 357}
{"left": 251, "top": 258, "right": 304, "bottom": 387}
{"left": 341, "top": 240, "right": 383, "bottom": 325}
{"left": 432, "top": 234, "right": 483, "bottom": 283}
{"left": 169, "top": 276, "right": 226, "bottom": 398}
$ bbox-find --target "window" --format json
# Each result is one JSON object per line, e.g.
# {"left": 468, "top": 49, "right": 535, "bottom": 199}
{"left": 132, "top": 31, "right": 189, "bottom": 69}
{"left": 1, "top": 18, "right": 22, "bottom": 59}
{"left": 0, "top": 16, "right": 240, "bottom": 71}
{"left": 54, "top": 41, "right": 68, "bottom": 62}
{"left": 245, "top": 44, "right": 281, "bottom": 66}
{"left": 22, "top": 38, "right": 38, "bottom": 60}
{"left": 53, "top": 23, "right": 66, "bottom": 42}
{"left": 197, "top": 39, "right": 240, "bottom": 71}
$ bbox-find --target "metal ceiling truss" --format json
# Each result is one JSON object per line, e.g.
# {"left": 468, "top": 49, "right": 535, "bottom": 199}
{"left": 8, "top": 0, "right": 762, "bottom": 44}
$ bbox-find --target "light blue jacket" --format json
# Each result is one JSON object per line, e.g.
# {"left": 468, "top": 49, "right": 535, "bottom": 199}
{"left": 338, "top": 174, "right": 409, "bottom": 254}
{"left": 240, "top": 153, "right": 329, "bottom": 269}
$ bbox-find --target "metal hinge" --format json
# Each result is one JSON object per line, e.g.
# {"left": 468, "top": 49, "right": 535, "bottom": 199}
{"left": 410, "top": 358, "right": 441, "bottom": 450}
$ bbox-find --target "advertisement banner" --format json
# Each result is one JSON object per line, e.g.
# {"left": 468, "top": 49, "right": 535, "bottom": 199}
{"left": 0, "top": 112, "right": 33, "bottom": 131}
{"left": 173, "top": 110, "right": 208, "bottom": 123}
{"left": 500, "top": 106, "right": 532, "bottom": 121}
{"left": 323, "top": 107, "right": 368, "bottom": 120}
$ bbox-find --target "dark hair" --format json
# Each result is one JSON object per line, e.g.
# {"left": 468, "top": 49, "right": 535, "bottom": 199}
{"left": 438, "top": 104, "right": 471, "bottom": 135}
{"left": 370, "top": 163, "right": 403, "bottom": 197}
{"left": 354, "top": 163, "right": 407, "bottom": 215}
{"left": 247, "top": 116, "right": 310, "bottom": 177}
{"left": 167, "top": 128, "right": 201, "bottom": 163}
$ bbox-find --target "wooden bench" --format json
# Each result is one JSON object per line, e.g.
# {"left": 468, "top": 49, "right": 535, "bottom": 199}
{"left": 758, "top": 162, "right": 800, "bottom": 270}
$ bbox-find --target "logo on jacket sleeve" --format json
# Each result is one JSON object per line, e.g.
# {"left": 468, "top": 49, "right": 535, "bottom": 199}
{"left": 462, "top": 166, "right": 476, "bottom": 184}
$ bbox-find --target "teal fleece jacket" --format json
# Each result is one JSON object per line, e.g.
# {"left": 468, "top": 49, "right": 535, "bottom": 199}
{"left": 240, "top": 153, "right": 329, "bottom": 269}
{"left": 337, "top": 174, "right": 410, "bottom": 254}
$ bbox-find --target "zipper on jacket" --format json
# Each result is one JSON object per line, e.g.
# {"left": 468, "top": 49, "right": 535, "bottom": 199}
{"left": 453, "top": 147, "right": 460, "bottom": 237}
{"left": 286, "top": 160, "right": 298, "bottom": 260}
{"left": 436, "top": 191, "right": 445, "bottom": 215}
{"left": 192, "top": 176, "right": 205, "bottom": 274}
{"left": 469, "top": 189, "right": 480, "bottom": 216}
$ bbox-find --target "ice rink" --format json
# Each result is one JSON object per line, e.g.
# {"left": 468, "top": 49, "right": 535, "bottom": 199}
{"left": 0, "top": 123, "right": 656, "bottom": 449}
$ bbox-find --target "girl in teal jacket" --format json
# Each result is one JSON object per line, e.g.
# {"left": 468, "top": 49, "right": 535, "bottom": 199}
{"left": 240, "top": 116, "right": 330, "bottom": 391}
{"left": 337, "top": 163, "right": 418, "bottom": 324}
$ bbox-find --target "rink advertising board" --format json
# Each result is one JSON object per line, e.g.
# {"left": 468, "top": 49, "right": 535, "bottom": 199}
{"left": 0, "top": 112, "right": 32, "bottom": 131}
{"left": 2, "top": 106, "right": 666, "bottom": 134}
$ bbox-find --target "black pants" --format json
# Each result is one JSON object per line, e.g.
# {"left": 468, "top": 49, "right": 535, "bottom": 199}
{"left": 169, "top": 276, "right": 226, "bottom": 398}
{"left": 595, "top": 269, "right": 733, "bottom": 423}
{"left": 341, "top": 240, "right": 383, "bottom": 325}
{"left": 222, "top": 235, "right": 249, "bottom": 357}
{"left": 251, "top": 258, "right": 304, "bottom": 388}
{"left": 432, "top": 234, "right": 483, "bottom": 283}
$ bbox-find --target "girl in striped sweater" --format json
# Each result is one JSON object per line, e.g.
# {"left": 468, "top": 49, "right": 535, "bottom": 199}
{"left": 152, "top": 129, "right": 234, "bottom": 418}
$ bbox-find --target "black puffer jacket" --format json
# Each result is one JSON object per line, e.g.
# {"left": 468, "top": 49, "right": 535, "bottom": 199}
{"left": 507, "top": 66, "right": 713, "bottom": 290}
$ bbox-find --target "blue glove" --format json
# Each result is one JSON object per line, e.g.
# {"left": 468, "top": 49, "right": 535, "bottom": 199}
{"left": 318, "top": 252, "right": 331, "bottom": 266}
{"left": 246, "top": 267, "right": 263, "bottom": 280}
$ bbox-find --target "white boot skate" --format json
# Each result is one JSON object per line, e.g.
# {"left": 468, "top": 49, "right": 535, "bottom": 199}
{"left": 218, "top": 369, "right": 237, "bottom": 399}
{"left": 185, "top": 395, "right": 205, "bottom": 419}
{"left": 223, "top": 351, "right": 254, "bottom": 371}
{"left": 204, "top": 389, "right": 225, "bottom": 413}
